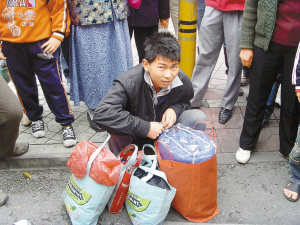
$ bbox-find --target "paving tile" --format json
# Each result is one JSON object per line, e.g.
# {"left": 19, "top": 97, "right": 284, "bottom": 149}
{"left": 268, "top": 119, "right": 279, "bottom": 127}
{"left": 240, "top": 107, "right": 246, "bottom": 117}
{"left": 257, "top": 127, "right": 272, "bottom": 144}
{"left": 273, "top": 107, "right": 280, "bottom": 120}
{"left": 265, "top": 134, "right": 280, "bottom": 151}
{"left": 199, "top": 107, "right": 212, "bottom": 122}
{"left": 74, "top": 124, "right": 90, "bottom": 134}
{"left": 215, "top": 129, "right": 241, "bottom": 153}
{"left": 16, "top": 132, "right": 35, "bottom": 143}
{"left": 210, "top": 78, "right": 227, "bottom": 85}
{"left": 73, "top": 113, "right": 90, "bottom": 126}
{"left": 270, "top": 126, "right": 279, "bottom": 135}
{"left": 77, "top": 132, "right": 96, "bottom": 142}
{"left": 207, "top": 100, "right": 221, "bottom": 108}
{"left": 46, "top": 120, "right": 62, "bottom": 133}
{"left": 19, "top": 125, "right": 30, "bottom": 132}
{"left": 203, "top": 91, "right": 220, "bottom": 100}
{"left": 51, "top": 133, "right": 63, "bottom": 142}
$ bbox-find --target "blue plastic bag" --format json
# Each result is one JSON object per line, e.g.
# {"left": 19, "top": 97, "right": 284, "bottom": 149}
{"left": 157, "top": 123, "right": 216, "bottom": 164}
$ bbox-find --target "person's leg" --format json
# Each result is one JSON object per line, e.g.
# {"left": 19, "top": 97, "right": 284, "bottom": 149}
{"left": 222, "top": 10, "right": 243, "bottom": 110}
{"left": 169, "top": 0, "right": 179, "bottom": 37}
{"left": 27, "top": 40, "right": 74, "bottom": 125}
{"left": 239, "top": 43, "right": 282, "bottom": 159}
{"left": 61, "top": 36, "right": 70, "bottom": 84}
{"left": 283, "top": 127, "right": 300, "bottom": 201}
{"left": 279, "top": 45, "right": 299, "bottom": 157}
{"left": 197, "top": 0, "right": 206, "bottom": 31}
{"left": 191, "top": 6, "right": 224, "bottom": 108}
{"left": 2, "top": 42, "right": 43, "bottom": 121}
{"left": 176, "top": 109, "right": 207, "bottom": 131}
{"left": 108, "top": 134, "right": 133, "bottom": 156}
{"left": 133, "top": 25, "right": 158, "bottom": 63}
{"left": 0, "top": 75, "right": 23, "bottom": 158}
{"left": 263, "top": 73, "right": 281, "bottom": 123}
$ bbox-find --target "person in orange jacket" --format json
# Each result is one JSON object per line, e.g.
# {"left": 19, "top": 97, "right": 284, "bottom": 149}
{"left": 0, "top": 0, "right": 77, "bottom": 147}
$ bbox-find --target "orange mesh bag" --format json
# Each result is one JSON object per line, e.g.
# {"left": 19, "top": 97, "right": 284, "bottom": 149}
{"left": 155, "top": 122, "right": 219, "bottom": 223}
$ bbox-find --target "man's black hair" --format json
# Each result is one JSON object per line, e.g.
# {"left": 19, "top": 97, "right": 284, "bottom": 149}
{"left": 144, "top": 31, "right": 181, "bottom": 63}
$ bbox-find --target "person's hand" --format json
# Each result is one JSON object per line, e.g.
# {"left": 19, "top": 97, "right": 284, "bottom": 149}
{"left": 160, "top": 19, "right": 169, "bottom": 29}
{"left": 296, "top": 92, "right": 300, "bottom": 103}
{"left": 41, "top": 37, "right": 61, "bottom": 54}
{"left": 0, "top": 48, "right": 6, "bottom": 60}
{"left": 147, "top": 122, "right": 164, "bottom": 139}
{"left": 240, "top": 48, "right": 253, "bottom": 68}
{"left": 161, "top": 108, "right": 177, "bottom": 129}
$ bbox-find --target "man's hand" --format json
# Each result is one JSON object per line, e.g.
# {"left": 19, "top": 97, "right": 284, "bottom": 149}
{"left": 160, "top": 19, "right": 169, "bottom": 29}
{"left": 147, "top": 122, "right": 164, "bottom": 139}
{"left": 240, "top": 48, "right": 253, "bottom": 68}
{"left": 297, "top": 92, "right": 300, "bottom": 103}
{"left": 41, "top": 37, "right": 62, "bottom": 54}
{"left": 161, "top": 108, "right": 177, "bottom": 129}
{"left": 0, "top": 48, "right": 6, "bottom": 60}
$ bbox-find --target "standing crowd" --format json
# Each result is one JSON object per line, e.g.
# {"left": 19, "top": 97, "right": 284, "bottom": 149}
{"left": 0, "top": 0, "right": 299, "bottom": 207}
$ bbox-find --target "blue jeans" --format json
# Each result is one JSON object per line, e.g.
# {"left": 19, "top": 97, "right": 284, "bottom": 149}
{"left": 197, "top": 0, "right": 206, "bottom": 31}
{"left": 263, "top": 73, "right": 281, "bottom": 122}
{"left": 108, "top": 109, "right": 207, "bottom": 155}
{"left": 290, "top": 127, "right": 300, "bottom": 185}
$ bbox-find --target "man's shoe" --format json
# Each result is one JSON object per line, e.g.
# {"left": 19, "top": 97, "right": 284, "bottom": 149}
{"left": 62, "top": 125, "right": 77, "bottom": 147}
{"left": 0, "top": 190, "right": 9, "bottom": 207}
{"left": 31, "top": 120, "right": 45, "bottom": 138}
{"left": 236, "top": 147, "right": 251, "bottom": 164}
{"left": 219, "top": 108, "right": 232, "bottom": 124}
{"left": 22, "top": 114, "right": 31, "bottom": 127}
{"left": 11, "top": 142, "right": 29, "bottom": 157}
{"left": 239, "top": 87, "right": 244, "bottom": 96}
{"left": 240, "top": 76, "right": 249, "bottom": 86}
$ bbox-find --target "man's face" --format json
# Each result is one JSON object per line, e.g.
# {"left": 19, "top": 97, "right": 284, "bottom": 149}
{"left": 143, "top": 56, "right": 179, "bottom": 92}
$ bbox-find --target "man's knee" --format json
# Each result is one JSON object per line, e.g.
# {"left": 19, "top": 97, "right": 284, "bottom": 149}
{"left": 177, "top": 109, "right": 207, "bottom": 130}
{"left": 0, "top": 105, "right": 22, "bottom": 128}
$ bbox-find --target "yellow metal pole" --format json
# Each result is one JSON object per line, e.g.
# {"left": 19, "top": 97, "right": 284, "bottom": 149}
{"left": 178, "top": 0, "right": 197, "bottom": 78}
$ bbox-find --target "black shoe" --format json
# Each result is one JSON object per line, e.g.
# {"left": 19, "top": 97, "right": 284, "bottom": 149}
{"left": 219, "top": 108, "right": 232, "bottom": 124}
{"left": 87, "top": 112, "right": 103, "bottom": 132}
{"left": 239, "top": 87, "right": 244, "bottom": 96}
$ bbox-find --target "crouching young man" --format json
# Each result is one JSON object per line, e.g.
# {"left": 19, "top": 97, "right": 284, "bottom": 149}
{"left": 94, "top": 32, "right": 207, "bottom": 155}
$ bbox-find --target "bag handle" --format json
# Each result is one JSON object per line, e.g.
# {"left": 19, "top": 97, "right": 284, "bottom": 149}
{"left": 119, "top": 144, "right": 140, "bottom": 174}
{"left": 86, "top": 133, "right": 111, "bottom": 175}
{"left": 141, "top": 144, "right": 157, "bottom": 166}
{"left": 139, "top": 144, "right": 169, "bottom": 182}
{"left": 194, "top": 121, "right": 215, "bottom": 139}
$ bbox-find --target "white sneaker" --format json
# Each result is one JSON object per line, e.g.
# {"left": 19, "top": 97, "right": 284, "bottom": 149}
{"left": 22, "top": 114, "right": 32, "bottom": 127}
{"left": 236, "top": 147, "right": 251, "bottom": 164}
{"left": 62, "top": 125, "right": 77, "bottom": 147}
{"left": 31, "top": 120, "right": 45, "bottom": 138}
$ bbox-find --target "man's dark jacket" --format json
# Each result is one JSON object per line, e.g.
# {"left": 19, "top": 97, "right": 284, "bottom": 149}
{"left": 127, "top": 0, "right": 170, "bottom": 27}
{"left": 93, "top": 63, "right": 193, "bottom": 147}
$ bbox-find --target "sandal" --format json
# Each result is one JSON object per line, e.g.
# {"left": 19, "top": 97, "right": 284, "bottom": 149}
{"left": 283, "top": 182, "right": 300, "bottom": 202}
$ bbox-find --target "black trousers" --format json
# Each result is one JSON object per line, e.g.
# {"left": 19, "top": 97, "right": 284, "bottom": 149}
{"left": 240, "top": 42, "right": 299, "bottom": 157}
{"left": 129, "top": 25, "right": 158, "bottom": 63}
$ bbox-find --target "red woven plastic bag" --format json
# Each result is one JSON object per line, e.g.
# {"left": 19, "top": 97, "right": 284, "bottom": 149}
{"left": 67, "top": 141, "right": 121, "bottom": 186}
